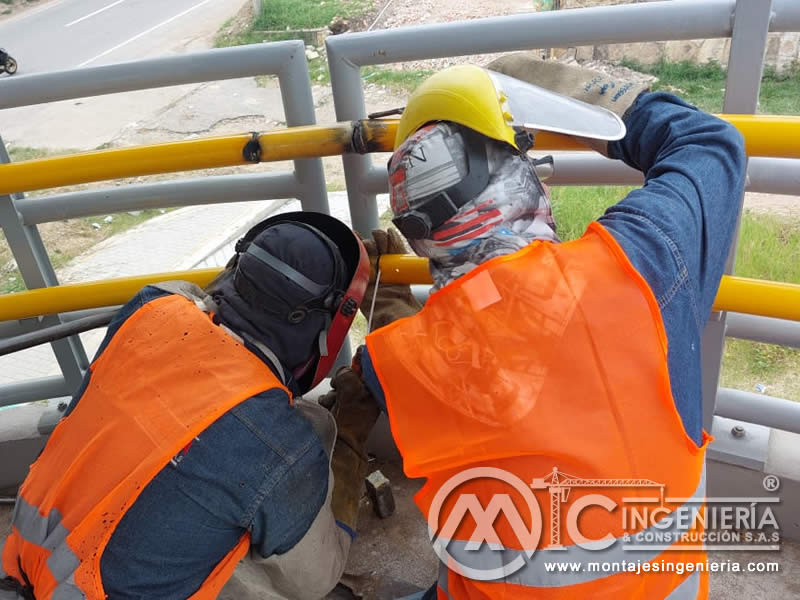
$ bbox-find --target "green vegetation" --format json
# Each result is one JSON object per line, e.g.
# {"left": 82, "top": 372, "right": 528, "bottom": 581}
{"left": 549, "top": 185, "right": 800, "bottom": 401}
{"left": 256, "top": 0, "right": 372, "bottom": 30}
{"left": 362, "top": 67, "right": 434, "bottom": 92}
{"left": 620, "top": 59, "right": 800, "bottom": 114}
{"left": 216, "top": 0, "right": 373, "bottom": 47}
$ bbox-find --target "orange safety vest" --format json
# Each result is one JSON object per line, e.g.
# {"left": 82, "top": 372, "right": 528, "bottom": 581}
{"left": 1, "top": 294, "right": 287, "bottom": 599}
{"left": 367, "top": 223, "right": 709, "bottom": 600}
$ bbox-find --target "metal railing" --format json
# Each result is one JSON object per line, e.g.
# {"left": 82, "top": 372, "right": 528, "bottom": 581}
{"left": 0, "top": 0, "right": 799, "bottom": 465}
{"left": 0, "top": 40, "right": 326, "bottom": 408}
{"left": 324, "top": 0, "right": 800, "bottom": 440}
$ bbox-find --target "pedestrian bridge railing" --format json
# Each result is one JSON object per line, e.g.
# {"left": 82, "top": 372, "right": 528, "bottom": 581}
{"left": 0, "top": 0, "right": 799, "bottom": 512}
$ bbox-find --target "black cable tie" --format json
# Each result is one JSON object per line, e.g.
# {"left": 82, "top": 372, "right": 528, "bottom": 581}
{"left": 367, "top": 107, "right": 405, "bottom": 119}
{"left": 243, "top": 132, "right": 262, "bottom": 163}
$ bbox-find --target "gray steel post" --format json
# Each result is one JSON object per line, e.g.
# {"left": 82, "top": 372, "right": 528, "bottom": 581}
{"left": 277, "top": 43, "right": 330, "bottom": 214}
{"left": 701, "top": 0, "right": 773, "bottom": 432}
{"left": 326, "top": 43, "right": 380, "bottom": 236}
{"left": 0, "top": 139, "right": 88, "bottom": 390}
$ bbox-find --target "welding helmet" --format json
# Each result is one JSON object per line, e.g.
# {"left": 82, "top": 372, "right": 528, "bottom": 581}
{"left": 230, "top": 211, "right": 369, "bottom": 393}
{"left": 391, "top": 65, "right": 625, "bottom": 239}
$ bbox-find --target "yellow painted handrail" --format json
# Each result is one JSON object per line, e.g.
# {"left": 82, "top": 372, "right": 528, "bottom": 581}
{"left": 1, "top": 114, "right": 799, "bottom": 195}
{"left": 2, "top": 257, "right": 799, "bottom": 323}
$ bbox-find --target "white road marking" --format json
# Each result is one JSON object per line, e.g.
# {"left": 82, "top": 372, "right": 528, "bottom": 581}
{"left": 65, "top": 0, "right": 127, "bottom": 28}
{"left": 77, "top": 0, "right": 215, "bottom": 67}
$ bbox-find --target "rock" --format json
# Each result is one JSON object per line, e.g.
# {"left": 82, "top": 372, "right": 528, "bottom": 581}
{"left": 365, "top": 470, "right": 395, "bottom": 519}
{"left": 127, "top": 211, "right": 142, "bottom": 216}
{"left": 91, "top": 222, "right": 101, "bottom": 229}
{"left": 329, "top": 16, "right": 349, "bottom": 35}
{"left": 103, "top": 215, "right": 113, "bottom": 224}
{"left": 305, "top": 48, "right": 320, "bottom": 60}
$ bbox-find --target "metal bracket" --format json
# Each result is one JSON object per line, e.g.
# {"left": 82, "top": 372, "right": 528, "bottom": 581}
{"left": 707, "top": 415, "right": 770, "bottom": 471}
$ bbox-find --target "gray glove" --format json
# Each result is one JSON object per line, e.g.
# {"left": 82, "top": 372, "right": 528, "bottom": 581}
{"left": 488, "top": 53, "right": 649, "bottom": 155}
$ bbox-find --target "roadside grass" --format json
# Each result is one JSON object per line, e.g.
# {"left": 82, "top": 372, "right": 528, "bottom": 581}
{"left": 216, "top": 0, "right": 431, "bottom": 91}
{"left": 362, "top": 67, "right": 434, "bottom": 92}
{"left": 216, "top": 0, "right": 372, "bottom": 47}
{"left": 550, "top": 185, "right": 800, "bottom": 401}
{"left": 620, "top": 59, "right": 800, "bottom": 114}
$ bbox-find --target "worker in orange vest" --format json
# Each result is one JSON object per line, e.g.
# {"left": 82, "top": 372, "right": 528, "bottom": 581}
{"left": 326, "top": 56, "right": 747, "bottom": 599}
{"left": 0, "top": 211, "right": 376, "bottom": 599}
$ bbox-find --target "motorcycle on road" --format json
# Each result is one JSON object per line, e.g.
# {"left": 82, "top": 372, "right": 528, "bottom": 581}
{"left": 0, "top": 48, "right": 18, "bottom": 75}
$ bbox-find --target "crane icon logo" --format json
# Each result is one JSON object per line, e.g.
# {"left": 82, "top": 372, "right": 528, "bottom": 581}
{"left": 428, "top": 466, "right": 666, "bottom": 580}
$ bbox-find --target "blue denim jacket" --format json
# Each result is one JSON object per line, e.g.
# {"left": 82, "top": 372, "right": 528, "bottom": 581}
{"left": 65, "top": 287, "right": 330, "bottom": 599}
{"left": 362, "top": 92, "right": 747, "bottom": 447}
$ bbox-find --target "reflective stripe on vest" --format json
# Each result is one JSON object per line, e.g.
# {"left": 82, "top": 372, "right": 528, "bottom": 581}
{"left": 2, "top": 294, "right": 286, "bottom": 599}
{"left": 367, "top": 223, "right": 709, "bottom": 599}
{"left": 437, "top": 564, "right": 703, "bottom": 600}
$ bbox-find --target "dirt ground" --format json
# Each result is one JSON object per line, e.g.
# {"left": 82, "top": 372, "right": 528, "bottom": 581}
{"left": 0, "top": 0, "right": 53, "bottom": 21}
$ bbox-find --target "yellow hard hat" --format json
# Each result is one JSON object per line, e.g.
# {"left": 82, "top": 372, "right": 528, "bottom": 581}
{"left": 394, "top": 64, "right": 626, "bottom": 151}
{"left": 394, "top": 65, "right": 518, "bottom": 150}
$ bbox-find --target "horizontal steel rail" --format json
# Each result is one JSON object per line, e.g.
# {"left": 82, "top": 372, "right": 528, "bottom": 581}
{"left": 0, "top": 376, "right": 71, "bottom": 408}
{"left": 15, "top": 172, "right": 298, "bottom": 225}
{"left": 0, "top": 308, "right": 119, "bottom": 339}
{"left": 327, "top": 0, "right": 738, "bottom": 66}
{"left": 726, "top": 313, "right": 800, "bottom": 348}
{"left": 0, "top": 115, "right": 798, "bottom": 196}
{"left": 0, "top": 43, "right": 307, "bottom": 110}
{"left": 716, "top": 387, "right": 800, "bottom": 435}
{"left": 1, "top": 259, "right": 799, "bottom": 323}
{"left": 363, "top": 154, "right": 800, "bottom": 194}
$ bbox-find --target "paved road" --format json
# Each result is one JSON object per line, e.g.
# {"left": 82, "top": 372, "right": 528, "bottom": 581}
{"left": 0, "top": 0, "right": 247, "bottom": 149}
{"left": 0, "top": 0, "right": 244, "bottom": 72}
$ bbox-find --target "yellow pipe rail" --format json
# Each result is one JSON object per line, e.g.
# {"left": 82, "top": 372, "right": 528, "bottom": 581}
{"left": 0, "top": 114, "right": 798, "bottom": 196}
{"left": 1, "top": 257, "right": 799, "bottom": 323}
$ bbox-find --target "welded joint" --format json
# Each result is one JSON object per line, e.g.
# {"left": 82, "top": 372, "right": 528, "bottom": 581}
{"left": 351, "top": 120, "right": 368, "bottom": 154}
{"left": 242, "top": 132, "right": 262, "bottom": 163}
{"left": 351, "top": 119, "right": 393, "bottom": 155}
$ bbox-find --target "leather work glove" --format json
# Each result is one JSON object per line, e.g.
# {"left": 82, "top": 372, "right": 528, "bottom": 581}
{"left": 320, "top": 366, "right": 381, "bottom": 534}
{"left": 487, "top": 53, "right": 649, "bottom": 155}
{"left": 361, "top": 228, "right": 423, "bottom": 332}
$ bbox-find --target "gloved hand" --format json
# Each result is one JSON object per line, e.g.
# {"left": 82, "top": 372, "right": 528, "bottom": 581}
{"left": 320, "top": 367, "right": 380, "bottom": 533}
{"left": 487, "top": 53, "right": 649, "bottom": 155}
{"left": 361, "top": 228, "right": 423, "bottom": 332}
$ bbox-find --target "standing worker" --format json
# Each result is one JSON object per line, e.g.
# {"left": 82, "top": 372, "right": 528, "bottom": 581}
{"left": 0, "top": 211, "right": 379, "bottom": 599}
{"left": 329, "top": 56, "right": 746, "bottom": 599}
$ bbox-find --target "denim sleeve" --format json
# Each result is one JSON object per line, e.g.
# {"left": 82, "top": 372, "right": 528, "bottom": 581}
{"left": 598, "top": 92, "right": 747, "bottom": 444}
{"left": 360, "top": 345, "right": 388, "bottom": 413}
{"left": 232, "top": 390, "right": 330, "bottom": 557}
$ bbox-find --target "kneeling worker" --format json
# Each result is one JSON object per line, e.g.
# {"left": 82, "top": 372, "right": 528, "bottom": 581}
{"left": 1, "top": 212, "right": 377, "bottom": 599}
